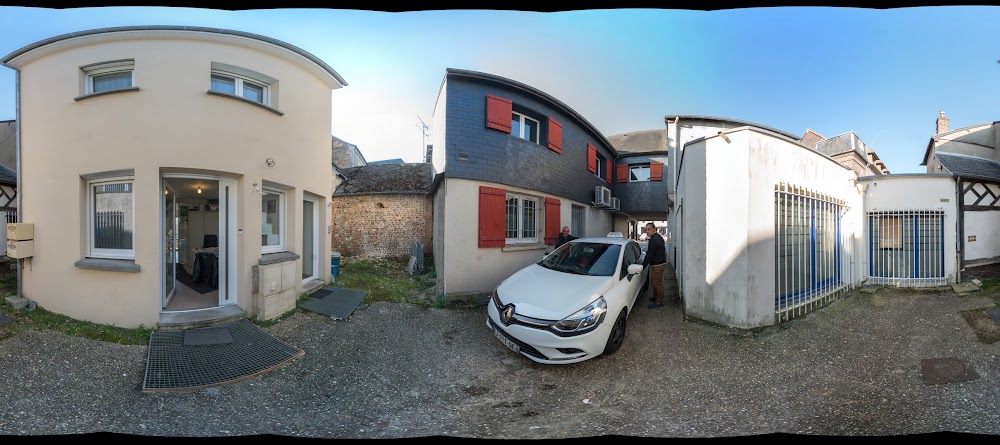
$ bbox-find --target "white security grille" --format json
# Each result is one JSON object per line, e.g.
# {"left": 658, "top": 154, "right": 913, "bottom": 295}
{"left": 774, "top": 183, "right": 847, "bottom": 322}
{"left": 0, "top": 210, "right": 16, "bottom": 255}
{"left": 866, "top": 210, "right": 946, "bottom": 287}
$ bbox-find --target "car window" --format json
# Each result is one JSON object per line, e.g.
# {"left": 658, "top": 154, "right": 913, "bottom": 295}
{"left": 619, "top": 242, "right": 640, "bottom": 280}
{"left": 540, "top": 242, "right": 621, "bottom": 276}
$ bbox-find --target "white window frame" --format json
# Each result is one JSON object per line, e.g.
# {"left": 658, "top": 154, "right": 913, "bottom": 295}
{"left": 505, "top": 193, "right": 539, "bottom": 244}
{"left": 82, "top": 60, "right": 135, "bottom": 95}
{"left": 511, "top": 111, "right": 540, "bottom": 144}
{"left": 87, "top": 177, "right": 135, "bottom": 259}
{"left": 211, "top": 69, "right": 269, "bottom": 105}
{"left": 261, "top": 188, "right": 286, "bottom": 254}
{"left": 629, "top": 164, "right": 651, "bottom": 182}
{"left": 595, "top": 153, "right": 607, "bottom": 180}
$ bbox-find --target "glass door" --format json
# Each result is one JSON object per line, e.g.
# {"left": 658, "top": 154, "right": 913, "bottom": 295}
{"left": 162, "top": 180, "right": 178, "bottom": 308}
{"left": 302, "top": 195, "right": 319, "bottom": 282}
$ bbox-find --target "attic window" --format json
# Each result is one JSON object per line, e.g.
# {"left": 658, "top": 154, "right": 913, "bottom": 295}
{"left": 78, "top": 59, "right": 137, "bottom": 99}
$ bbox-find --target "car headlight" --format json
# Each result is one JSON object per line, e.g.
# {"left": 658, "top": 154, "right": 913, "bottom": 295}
{"left": 550, "top": 297, "right": 607, "bottom": 336}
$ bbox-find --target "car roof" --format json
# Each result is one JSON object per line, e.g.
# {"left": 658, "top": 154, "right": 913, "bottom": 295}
{"left": 569, "top": 237, "right": 636, "bottom": 245}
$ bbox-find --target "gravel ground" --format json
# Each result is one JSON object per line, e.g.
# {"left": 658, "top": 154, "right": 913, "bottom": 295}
{"left": 1, "top": 270, "right": 999, "bottom": 439}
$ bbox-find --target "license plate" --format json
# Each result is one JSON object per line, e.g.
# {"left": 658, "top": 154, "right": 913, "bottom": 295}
{"left": 493, "top": 326, "right": 520, "bottom": 353}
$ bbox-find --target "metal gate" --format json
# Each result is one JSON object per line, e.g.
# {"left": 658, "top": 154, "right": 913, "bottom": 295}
{"left": 866, "top": 210, "right": 945, "bottom": 287}
{"left": 774, "top": 183, "right": 847, "bottom": 322}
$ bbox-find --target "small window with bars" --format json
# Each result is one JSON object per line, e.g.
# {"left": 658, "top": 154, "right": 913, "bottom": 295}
{"left": 89, "top": 178, "right": 135, "bottom": 259}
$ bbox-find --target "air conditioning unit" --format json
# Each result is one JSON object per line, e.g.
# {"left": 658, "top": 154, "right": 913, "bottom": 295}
{"left": 594, "top": 186, "right": 611, "bottom": 207}
{"left": 609, "top": 197, "right": 620, "bottom": 212}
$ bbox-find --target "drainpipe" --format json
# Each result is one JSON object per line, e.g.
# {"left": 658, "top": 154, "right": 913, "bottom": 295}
{"left": 952, "top": 175, "right": 962, "bottom": 282}
{"left": 11, "top": 67, "right": 21, "bottom": 300}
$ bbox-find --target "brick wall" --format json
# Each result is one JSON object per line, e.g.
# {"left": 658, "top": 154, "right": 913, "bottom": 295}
{"left": 331, "top": 194, "right": 433, "bottom": 259}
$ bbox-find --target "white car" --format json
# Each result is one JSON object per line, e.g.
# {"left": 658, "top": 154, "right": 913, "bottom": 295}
{"left": 486, "top": 236, "right": 649, "bottom": 364}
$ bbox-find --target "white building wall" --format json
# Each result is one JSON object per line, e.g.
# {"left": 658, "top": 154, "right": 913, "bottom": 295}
{"left": 679, "top": 128, "right": 862, "bottom": 329}
{"left": 860, "top": 174, "right": 958, "bottom": 282}
{"left": 439, "top": 178, "right": 609, "bottom": 297}
{"left": 963, "top": 213, "right": 1000, "bottom": 263}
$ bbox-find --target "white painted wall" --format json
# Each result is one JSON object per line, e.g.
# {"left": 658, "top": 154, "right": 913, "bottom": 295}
{"left": 438, "top": 178, "right": 611, "bottom": 297}
{"left": 861, "top": 174, "right": 958, "bottom": 281}
{"left": 678, "top": 127, "right": 863, "bottom": 329}
{"left": 964, "top": 212, "right": 1000, "bottom": 263}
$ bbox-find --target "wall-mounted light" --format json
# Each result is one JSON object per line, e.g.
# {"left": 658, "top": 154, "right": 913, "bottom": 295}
{"left": 197, "top": 186, "right": 202, "bottom": 194}
{"left": 717, "top": 131, "right": 731, "bottom": 143}
{"left": 164, "top": 188, "right": 168, "bottom": 195}
{"left": 266, "top": 158, "right": 275, "bottom": 167}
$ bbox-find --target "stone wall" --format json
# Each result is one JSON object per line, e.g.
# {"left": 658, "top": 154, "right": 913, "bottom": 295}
{"left": 331, "top": 193, "right": 433, "bottom": 258}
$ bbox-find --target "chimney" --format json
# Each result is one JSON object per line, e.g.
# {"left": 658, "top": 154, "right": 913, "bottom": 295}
{"left": 936, "top": 111, "right": 949, "bottom": 135}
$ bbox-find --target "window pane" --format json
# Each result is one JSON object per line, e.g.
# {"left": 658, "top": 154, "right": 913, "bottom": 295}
{"left": 92, "top": 71, "right": 132, "bottom": 93}
{"left": 262, "top": 192, "right": 281, "bottom": 247}
{"left": 522, "top": 199, "right": 536, "bottom": 239}
{"left": 211, "top": 74, "right": 237, "bottom": 95}
{"left": 571, "top": 205, "right": 583, "bottom": 236}
{"left": 525, "top": 118, "right": 538, "bottom": 143}
{"left": 93, "top": 182, "right": 133, "bottom": 250}
{"left": 506, "top": 197, "right": 518, "bottom": 239}
{"left": 630, "top": 166, "right": 650, "bottom": 182}
{"left": 242, "top": 81, "right": 265, "bottom": 103}
{"left": 510, "top": 113, "right": 521, "bottom": 138}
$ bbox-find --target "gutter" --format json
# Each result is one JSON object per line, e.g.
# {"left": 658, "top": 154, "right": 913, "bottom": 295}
{"left": 13, "top": 67, "right": 20, "bottom": 300}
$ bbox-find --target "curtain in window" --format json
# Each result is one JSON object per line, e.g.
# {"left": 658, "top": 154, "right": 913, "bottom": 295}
{"left": 93, "top": 183, "right": 133, "bottom": 250}
{"left": 93, "top": 71, "right": 132, "bottom": 93}
{"left": 262, "top": 192, "right": 281, "bottom": 247}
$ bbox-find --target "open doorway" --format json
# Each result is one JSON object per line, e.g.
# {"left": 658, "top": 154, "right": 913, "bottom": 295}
{"left": 161, "top": 176, "right": 234, "bottom": 312}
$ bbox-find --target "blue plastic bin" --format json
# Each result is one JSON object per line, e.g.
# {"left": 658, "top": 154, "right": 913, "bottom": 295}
{"left": 331, "top": 252, "right": 341, "bottom": 280}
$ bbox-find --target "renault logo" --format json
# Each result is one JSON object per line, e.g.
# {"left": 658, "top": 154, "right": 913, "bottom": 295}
{"left": 500, "top": 304, "right": 515, "bottom": 326}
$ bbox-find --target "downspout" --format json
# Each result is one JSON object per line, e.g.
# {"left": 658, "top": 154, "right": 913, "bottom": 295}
{"left": 13, "top": 67, "right": 21, "bottom": 299}
{"left": 956, "top": 175, "right": 962, "bottom": 283}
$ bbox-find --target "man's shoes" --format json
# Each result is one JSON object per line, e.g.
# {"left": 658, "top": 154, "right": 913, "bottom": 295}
{"left": 647, "top": 302, "right": 664, "bottom": 309}
{"left": 648, "top": 296, "right": 656, "bottom": 302}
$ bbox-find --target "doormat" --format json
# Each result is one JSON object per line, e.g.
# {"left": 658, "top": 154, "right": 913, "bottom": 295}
{"left": 176, "top": 266, "right": 215, "bottom": 294}
{"left": 143, "top": 319, "right": 303, "bottom": 392}
{"left": 0, "top": 312, "right": 12, "bottom": 326}
{"left": 298, "top": 286, "right": 367, "bottom": 320}
{"left": 183, "top": 326, "right": 234, "bottom": 346}
{"left": 309, "top": 288, "right": 334, "bottom": 300}
{"left": 920, "top": 357, "right": 981, "bottom": 385}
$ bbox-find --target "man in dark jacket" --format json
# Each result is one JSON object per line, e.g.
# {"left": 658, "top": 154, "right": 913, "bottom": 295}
{"left": 642, "top": 222, "right": 667, "bottom": 308}
{"left": 554, "top": 226, "right": 578, "bottom": 249}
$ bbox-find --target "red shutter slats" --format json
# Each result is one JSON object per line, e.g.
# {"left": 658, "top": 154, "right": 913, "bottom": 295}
{"left": 544, "top": 197, "right": 560, "bottom": 245}
{"left": 617, "top": 164, "right": 629, "bottom": 183}
{"left": 650, "top": 161, "right": 663, "bottom": 181}
{"left": 587, "top": 144, "right": 597, "bottom": 173}
{"left": 547, "top": 118, "right": 563, "bottom": 153}
{"left": 485, "top": 94, "right": 512, "bottom": 133}
{"left": 479, "top": 186, "right": 506, "bottom": 248}
{"left": 606, "top": 160, "right": 612, "bottom": 184}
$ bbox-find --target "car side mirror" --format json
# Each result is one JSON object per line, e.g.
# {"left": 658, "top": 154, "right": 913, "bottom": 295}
{"left": 627, "top": 264, "right": 643, "bottom": 276}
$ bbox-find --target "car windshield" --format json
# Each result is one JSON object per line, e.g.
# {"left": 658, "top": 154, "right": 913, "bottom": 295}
{"left": 540, "top": 242, "right": 621, "bottom": 276}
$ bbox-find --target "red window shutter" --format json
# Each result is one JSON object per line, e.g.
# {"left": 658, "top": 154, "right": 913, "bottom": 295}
{"left": 544, "top": 197, "right": 560, "bottom": 245}
{"left": 587, "top": 144, "right": 597, "bottom": 173}
{"left": 485, "top": 94, "right": 512, "bottom": 133}
{"left": 650, "top": 161, "right": 663, "bottom": 181}
{"left": 547, "top": 118, "right": 562, "bottom": 153}
{"left": 606, "top": 161, "right": 612, "bottom": 184}
{"left": 617, "top": 164, "right": 629, "bottom": 183}
{"left": 479, "top": 186, "right": 507, "bottom": 248}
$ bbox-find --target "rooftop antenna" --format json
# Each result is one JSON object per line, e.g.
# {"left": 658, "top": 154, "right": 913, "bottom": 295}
{"left": 416, "top": 115, "right": 429, "bottom": 162}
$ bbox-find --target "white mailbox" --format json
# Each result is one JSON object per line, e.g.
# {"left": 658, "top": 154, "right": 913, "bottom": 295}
{"left": 7, "top": 240, "right": 33, "bottom": 259}
{"left": 7, "top": 223, "right": 34, "bottom": 241}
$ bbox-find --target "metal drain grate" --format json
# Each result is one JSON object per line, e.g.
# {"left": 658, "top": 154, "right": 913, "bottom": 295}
{"left": 142, "top": 319, "right": 303, "bottom": 392}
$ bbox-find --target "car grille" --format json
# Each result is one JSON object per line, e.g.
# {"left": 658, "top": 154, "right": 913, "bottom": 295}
{"left": 488, "top": 318, "right": 547, "bottom": 361}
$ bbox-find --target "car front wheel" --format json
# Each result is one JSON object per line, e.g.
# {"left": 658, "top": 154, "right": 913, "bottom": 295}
{"left": 602, "top": 309, "right": 627, "bottom": 355}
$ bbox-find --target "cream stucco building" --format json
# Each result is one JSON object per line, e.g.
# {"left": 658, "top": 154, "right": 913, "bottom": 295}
{"left": 1, "top": 26, "right": 347, "bottom": 329}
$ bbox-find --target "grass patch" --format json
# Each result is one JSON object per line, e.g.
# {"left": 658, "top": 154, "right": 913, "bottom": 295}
{"left": 335, "top": 254, "right": 439, "bottom": 307}
{"left": 960, "top": 308, "right": 1000, "bottom": 345}
{"left": 0, "top": 302, "right": 154, "bottom": 345}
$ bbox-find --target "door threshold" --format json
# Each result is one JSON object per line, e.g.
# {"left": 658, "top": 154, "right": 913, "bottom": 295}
{"left": 158, "top": 305, "right": 245, "bottom": 330}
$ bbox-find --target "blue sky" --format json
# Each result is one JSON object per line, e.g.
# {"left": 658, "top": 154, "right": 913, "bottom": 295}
{"left": 2, "top": 7, "right": 1000, "bottom": 172}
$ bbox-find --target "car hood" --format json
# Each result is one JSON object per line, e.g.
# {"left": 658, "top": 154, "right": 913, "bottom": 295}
{"left": 496, "top": 263, "right": 612, "bottom": 320}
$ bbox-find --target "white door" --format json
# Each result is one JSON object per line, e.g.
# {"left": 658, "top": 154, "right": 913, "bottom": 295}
{"left": 162, "top": 180, "right": 177, "bottom": 309}
{"left": 217, "top": 179, "right": 236, "bottom": 306}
